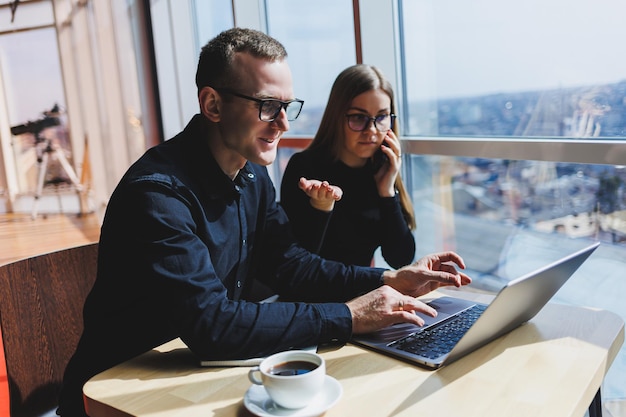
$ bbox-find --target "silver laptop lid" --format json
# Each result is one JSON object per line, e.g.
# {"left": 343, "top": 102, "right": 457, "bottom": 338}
{"left": 443, "top": 241, "right": 600, "bottom": 366}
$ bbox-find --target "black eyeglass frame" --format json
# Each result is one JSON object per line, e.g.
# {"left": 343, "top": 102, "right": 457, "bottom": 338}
{"left": 345, "top": 113, "right": 396, "bottom": 132}
{"left": 214, "top": 87, "right": 304, "bottom": 122}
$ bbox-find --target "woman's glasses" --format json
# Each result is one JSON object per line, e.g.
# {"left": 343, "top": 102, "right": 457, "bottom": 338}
{"left": 345, "top": 113, "right": 396, "bottom": 132}
{"left": 215, "top": 88, "right": 304, "bottom": 122}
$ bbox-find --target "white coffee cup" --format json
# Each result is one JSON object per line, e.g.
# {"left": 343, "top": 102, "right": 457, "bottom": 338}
{"left": 248, "top": 350, "right": 325, "bottom": 409}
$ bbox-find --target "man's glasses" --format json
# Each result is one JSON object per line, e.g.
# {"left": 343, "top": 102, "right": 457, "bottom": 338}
{"left": 215, "top": 88, "right": 304, "bottom": 122}
{"left": 346, "top": 113, "right": 396, "bottom": 132}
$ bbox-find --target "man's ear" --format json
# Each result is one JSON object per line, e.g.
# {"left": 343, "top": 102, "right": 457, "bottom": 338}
{"left": 199, "top": 87, "right": 221, "bottom": 122}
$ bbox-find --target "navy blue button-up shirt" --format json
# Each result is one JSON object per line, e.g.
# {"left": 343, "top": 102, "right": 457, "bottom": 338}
{"left": 59, "top": 114, "right": 385, "bottom": 416}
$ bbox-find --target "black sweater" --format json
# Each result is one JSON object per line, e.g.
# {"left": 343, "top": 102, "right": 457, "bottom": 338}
{"left": 280, "top": 147, "right": 415, "bottom": 269}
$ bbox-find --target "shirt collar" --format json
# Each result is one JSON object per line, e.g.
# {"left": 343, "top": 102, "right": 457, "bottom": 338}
{"left": 183, "top": 114, "right": 257, "bottom": 197}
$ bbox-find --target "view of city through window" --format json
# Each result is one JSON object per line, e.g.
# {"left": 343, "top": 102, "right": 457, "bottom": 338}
{"left": 396, "top": 0, "right": 625, "bottom": 248}
{"left": 429, "top": 81, "right": 625, "bottom": 138}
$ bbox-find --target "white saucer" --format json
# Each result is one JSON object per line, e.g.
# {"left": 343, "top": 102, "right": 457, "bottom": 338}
{"left": 243, "top": 375, "right": 342, "bottom": 417}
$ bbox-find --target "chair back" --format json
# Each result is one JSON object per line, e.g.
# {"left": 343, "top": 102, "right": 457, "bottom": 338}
{"left": 0, "top": 243, "right": 98, "bottom": 417}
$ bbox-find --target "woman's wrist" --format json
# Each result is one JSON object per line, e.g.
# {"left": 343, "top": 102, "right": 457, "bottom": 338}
{"left": 378, "top": 186, "right": 397, "bottom": 198}
{"left": 309, "top": 198, "right": 335, "bottom": 212}
{"left": 379, "top": 191, "right": 395, "bottom": 198}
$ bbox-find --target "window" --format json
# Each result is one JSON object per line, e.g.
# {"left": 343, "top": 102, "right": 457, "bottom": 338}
{"left": 193, "top": 0, "right": 234, "bottom": 48}
{"left": 266, "top": 0, "right": 356, "bottom": 136}
{"left": 399, "top": 0, "right": 626, "bottom": 139}
{"left": 0, "top": 27, "right": 67, "bottom": 196}
{"left": 151, "top": 0, "right": 234, "bottom": 139}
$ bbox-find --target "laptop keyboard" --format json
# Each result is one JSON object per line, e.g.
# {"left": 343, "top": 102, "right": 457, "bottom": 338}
{"left": 390, "top": 304, "right": 488, "bottom": 360}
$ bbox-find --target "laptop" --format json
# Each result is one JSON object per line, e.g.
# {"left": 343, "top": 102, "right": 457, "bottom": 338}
{"left": 351, "top": 241, "right": 600, "bottom": 369}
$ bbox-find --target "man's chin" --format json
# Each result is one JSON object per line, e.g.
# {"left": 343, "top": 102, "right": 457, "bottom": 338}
{"left": 251, "top": 152, "right": 277, "bottom": 166}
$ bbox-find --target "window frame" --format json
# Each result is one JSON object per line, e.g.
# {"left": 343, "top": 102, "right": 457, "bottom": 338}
{"left": 403, "top": 137, "right": 626, "bottom": 166}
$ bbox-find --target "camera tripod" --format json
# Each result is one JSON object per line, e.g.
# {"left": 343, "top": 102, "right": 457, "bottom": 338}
{"left": 31, "top": 136, "right": 85, "bottom": 219}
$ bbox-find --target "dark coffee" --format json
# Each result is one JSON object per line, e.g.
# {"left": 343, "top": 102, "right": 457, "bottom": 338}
{"left": 268, "top": 360, "right": 318, "bottom": 376}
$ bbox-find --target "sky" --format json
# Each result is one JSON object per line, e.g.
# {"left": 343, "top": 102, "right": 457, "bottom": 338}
{"left": 403, "top": 0, "right": 626, "bottom": 99}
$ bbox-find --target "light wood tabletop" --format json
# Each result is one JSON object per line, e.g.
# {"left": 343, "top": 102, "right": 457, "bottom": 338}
{"left": 83, "top": 290, "right": 624, "bottom": 417}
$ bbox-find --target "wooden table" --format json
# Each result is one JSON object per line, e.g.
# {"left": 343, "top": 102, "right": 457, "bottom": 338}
{"left": 83, "top": 290, "right": 624, "bottom": 417}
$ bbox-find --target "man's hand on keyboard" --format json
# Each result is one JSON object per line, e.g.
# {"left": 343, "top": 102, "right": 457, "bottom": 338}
{"left": 383, "top": 251, "right": 473, "bottom": 297}
{"left": 346, "top": 285, "right": 438, "bottom": 334}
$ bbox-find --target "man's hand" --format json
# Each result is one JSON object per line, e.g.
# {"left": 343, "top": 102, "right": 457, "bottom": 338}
{"left": 383, "top": 251, "right": 472, "bottom": 297}
{"left": 346, "top": 285, "right": 437, "bottom": 334}
{"left": 298, "top": 177, "right": 343, "bottom": 212}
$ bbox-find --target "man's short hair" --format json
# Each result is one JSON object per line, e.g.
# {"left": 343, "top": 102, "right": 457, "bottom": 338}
{"left": 195, "top": 27, "right": 288, "bottom": 95}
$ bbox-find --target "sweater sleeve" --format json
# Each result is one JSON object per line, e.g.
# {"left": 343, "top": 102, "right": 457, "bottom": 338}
{"left": 379, "top": 195, "right": 416, "bottom": 268}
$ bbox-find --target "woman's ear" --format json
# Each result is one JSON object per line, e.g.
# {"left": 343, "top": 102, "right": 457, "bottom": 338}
{"left": 199, "top": 87, "right": 221, "bottom": 122}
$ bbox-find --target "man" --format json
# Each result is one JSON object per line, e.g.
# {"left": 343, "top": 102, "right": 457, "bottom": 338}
{"left": 58, "top": 27, "right": 471, "bottom": 416}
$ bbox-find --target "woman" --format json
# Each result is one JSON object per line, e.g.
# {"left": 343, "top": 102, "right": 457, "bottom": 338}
{"left": 280, "top": 64, "right": 416, "bottom": 269}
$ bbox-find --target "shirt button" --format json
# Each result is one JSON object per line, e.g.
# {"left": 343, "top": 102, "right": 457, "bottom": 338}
{"left": 237, "top": 281, "right": 242, "bottom": 288}
{"left": 242, "top": 239, "right": 246, "bottom": 246}
{"left": 247, "top": 173, "right": 254, "bottom": 179}
{"left": 234, "top": 185, "right": 241, "bottom": 192}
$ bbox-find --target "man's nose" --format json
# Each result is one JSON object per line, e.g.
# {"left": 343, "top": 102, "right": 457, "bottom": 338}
{"left": 272, "top": 108, "right": 290, "bottom": 131}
